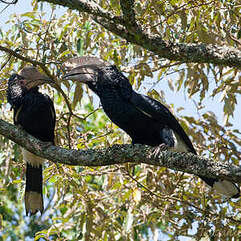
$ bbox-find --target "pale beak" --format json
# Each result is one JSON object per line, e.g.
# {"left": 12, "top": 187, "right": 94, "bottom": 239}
{"left": 63, "top": 56, "right": 108, "bottom": 69}
{"left": 62, "top": 56, "right": 110, "bottom": 83}
{"left": 63, "top": 66, "right": 97, "bottom": 83}
{"left": 18, "top": 66, "right": 52, "bottom": 89}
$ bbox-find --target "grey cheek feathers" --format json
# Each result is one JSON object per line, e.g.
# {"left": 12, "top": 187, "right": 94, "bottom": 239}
{"left": 21, "top": 149, "right": 45, "bottom": 167}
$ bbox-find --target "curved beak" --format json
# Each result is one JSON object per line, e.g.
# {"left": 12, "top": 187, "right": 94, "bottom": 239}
{"left": 18, "top": 66, "right": 52, "bottom": 88}
{"left": 63, "top": 56, "right": 110, "bottom": 83}
{"left": 63, "top": 66, "right": 98, "bottom": 83}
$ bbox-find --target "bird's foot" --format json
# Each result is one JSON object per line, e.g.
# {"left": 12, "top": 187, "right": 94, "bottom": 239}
{"left": 42, "top": 141, "right": 53, "bottom": 148}
{"left": 35, "top": 141, "right": 53, "bottom": 152}
{"left": 153, "top": 143, "right": 169, "bottom": 158}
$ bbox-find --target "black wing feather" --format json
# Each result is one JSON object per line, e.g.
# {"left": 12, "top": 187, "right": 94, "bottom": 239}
{"left": 15, "top": 91, "right": 55, "bottom": 143}
{"left": 129, "top": 92, "right": 197, "bottom": 154}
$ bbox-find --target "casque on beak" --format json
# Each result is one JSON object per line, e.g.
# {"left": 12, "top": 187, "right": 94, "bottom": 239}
{"left": 18, "top": 66, "right": 52, "bottom": 89}
{"left": 62, "top": 65, "right": 98, "bottom": 83}
{"left": 62, "top": 56, "right": 110, "bottom": 83}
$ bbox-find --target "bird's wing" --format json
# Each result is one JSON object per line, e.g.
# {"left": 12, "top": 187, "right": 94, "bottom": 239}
{"left": 15, "top": 92, "right": 55, "bottom": 143}
{"left": 129, "top": 92, "right": 196, "bottom": 154}
{"left": 13, "top": 91, "right": 56, "bottom": 215}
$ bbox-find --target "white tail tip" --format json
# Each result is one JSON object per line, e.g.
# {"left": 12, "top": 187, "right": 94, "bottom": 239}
{"left": 213, "top": 180, "right": 240, "bottom": 198}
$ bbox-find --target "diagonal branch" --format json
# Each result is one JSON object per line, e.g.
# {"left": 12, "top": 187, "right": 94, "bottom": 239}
{"left": 0, "top": 45, "right": 44, "bottom": 66}
{"left": 120, "top": 0, "right": 136, "bottom": 23}
{"left": 38, "top": 0, "right": 124, "bottom": 25}
{"left": 0, "top": 0, "right": 18, "bottom": 3}
{"left": 119, "top": 0, "right": 141, "bottom": 33}
{"left": 37, "top": 0, "right": 241, "bottom": 69}
{"left": 1, "top": 118, "right": 241, "bottom": 184}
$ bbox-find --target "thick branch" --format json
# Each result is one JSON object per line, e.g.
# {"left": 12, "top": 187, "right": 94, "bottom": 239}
{"left": 1, "top": 118, "right": 241, "bottom": 183}
{"left": 120, "top": 0, "right": 136, "bottom": 23}
{"left": 39, "top": 0, "right": 124, "bottom": 25}
{"left": 37, "top": 0, "right": 241, "bottom": 68}
{"left": 120, "top": 0, "right": 140, "bottom": 33}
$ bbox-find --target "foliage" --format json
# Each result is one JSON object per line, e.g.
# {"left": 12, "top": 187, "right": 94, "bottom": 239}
{"left": 0, "top": 0, "right": 240, "bottom": 240}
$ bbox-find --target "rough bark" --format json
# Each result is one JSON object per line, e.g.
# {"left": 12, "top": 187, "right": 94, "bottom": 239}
{"left": 37, "top": 0, "right": 241, "bottom": 69}
{"left": 1, "top": 118, "right": 241, "bottom": 183}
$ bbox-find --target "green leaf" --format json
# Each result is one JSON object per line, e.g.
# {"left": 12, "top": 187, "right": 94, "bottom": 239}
{"left": 76, "top": 38, "right": 84, "bottom": 56}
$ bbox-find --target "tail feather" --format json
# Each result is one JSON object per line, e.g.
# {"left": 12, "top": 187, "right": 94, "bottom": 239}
{"left": 25, "top": 163, "right": 44, "bottom": 215}
{"left": 199, "top": 175, "right": 240, "bottom": 199}
{"left": 213, "top": 180, "right": 240, "bottom": 199}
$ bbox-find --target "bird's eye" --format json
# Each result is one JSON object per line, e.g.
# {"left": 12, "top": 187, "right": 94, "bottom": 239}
{"left": 18, "top": 79, "right": 26, "bottom": 86}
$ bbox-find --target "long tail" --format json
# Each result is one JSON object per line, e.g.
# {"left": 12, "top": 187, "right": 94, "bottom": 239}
{"left": 199, "top": 175, "right": 240, "bottom": 199}
{"left": 25, "top": 163, "right": 44, "bottom": 215}
{"left": 165, "top": 130, "right": 240, "bottom": 198}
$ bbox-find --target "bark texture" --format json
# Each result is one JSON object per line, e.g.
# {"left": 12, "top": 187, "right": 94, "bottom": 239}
{"left": 37, "top": 0, "right": 241, "bottom": 69}
{"left": 1, "top": 119, "right": 241, "bottom": 183}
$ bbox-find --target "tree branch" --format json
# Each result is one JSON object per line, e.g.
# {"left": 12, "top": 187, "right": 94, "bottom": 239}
{"left": 120, "top": 0, "right": 136, "bottom": 23}
{"left": 37, "top": 0, "right": 241, "bottom": 69}
{"left": 38, "top": 0, "right": 124, "bottom": 25}
{"left": 0, "top": 0, "right": 18, "bottom": 4}
{"left": 1, "top": 118, "right": 241, "bottom": 184}
{"left": 119, "top": 0, "right": 141, "bottom": 33}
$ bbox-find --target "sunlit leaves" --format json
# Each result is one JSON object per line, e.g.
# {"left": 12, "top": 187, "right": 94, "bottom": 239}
{"left": 0, "top": 0, "right": 240, "bottom": 240}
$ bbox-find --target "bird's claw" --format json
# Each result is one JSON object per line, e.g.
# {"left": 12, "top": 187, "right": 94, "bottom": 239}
{"left": 152, "top": 143, "right": 169, "bottom": 158}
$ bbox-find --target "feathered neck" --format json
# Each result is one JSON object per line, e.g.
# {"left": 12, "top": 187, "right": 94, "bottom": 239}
{"left": 87, "top": 65, "right": 133, "bottom": 99}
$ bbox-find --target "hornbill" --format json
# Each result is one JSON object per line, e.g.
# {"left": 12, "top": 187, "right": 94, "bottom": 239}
{"left": 63, "top": 56, "right": 240, "bottom": 199}
{"left": 7, "top": 66, "right": 56, "bottom": 215}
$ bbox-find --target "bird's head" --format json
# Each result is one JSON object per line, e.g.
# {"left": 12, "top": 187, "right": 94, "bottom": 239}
{"left": 63, "top": 56, "right": 133, "bottom": 98}
{"left": 7, "top": 66, "right": 51, "bottom": 107}
{"left": 62, "top": 56, "right": 110, "bottom": 84}
{"left": 16, "top": 66, "right": 52, "bottom": 90}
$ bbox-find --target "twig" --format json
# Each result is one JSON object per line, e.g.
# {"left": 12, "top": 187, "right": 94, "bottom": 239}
{"left": 125, "top": 170, "right": 241, "bottom": 223}
{"left": 83, "top": 108, "right": 100, "bottom": 120}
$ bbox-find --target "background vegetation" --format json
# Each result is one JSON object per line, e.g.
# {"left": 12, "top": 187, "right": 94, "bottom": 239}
{"left": 0, "top": 0, "right": 241, "bottom": 240}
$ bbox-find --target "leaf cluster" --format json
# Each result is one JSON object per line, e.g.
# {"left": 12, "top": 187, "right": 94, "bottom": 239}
{"left": 0, "top": 0, "right": 240, "bottom": 240}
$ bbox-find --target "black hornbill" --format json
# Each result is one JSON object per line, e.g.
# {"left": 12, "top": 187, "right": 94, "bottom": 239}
{"left": 63, "top": 56, "right": 240, "bottom": 199}
{"left": 7, "top": 66, "right": 56, "bottom": 215}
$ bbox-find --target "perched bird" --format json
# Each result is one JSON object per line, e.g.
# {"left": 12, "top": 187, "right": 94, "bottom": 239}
{"left": 63, "top": 56, "right": 240, "bottom": 199}
{"left": 7, "top": 66, "right": 56, "bottom": 215}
